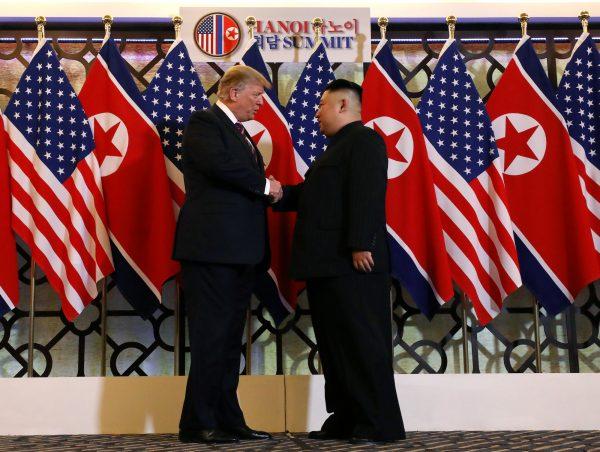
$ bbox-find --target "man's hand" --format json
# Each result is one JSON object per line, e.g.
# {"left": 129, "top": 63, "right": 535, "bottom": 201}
{"left": 268, "top": 175, "right": 283, "bottom": 203}
{"left": 352, "top": 251, "right": 374, "bottom": 272}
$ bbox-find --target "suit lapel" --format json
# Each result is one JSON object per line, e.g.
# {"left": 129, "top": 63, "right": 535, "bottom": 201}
{"left": 212, "top": 105, "right": 251, "bottom": 151}
{"left": 212, "top": 105, "right": 261, "bottom": 170}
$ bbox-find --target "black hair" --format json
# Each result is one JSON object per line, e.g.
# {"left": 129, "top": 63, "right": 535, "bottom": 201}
{"left": 323, "top": 79, "right": 362, "bottom": 103}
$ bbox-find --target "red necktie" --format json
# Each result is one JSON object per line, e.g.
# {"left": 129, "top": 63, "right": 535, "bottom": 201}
{"left": 234, "top": 122, "right": 257, "bottom": 161}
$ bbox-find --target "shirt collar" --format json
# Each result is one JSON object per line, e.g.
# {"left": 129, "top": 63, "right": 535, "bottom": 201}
{"left": 216, "top": 100, "right": 239, "bottom": 125}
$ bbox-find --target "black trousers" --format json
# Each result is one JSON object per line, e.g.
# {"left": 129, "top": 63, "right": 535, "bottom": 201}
{"left": 306, "top": 272, "right": 405, "bottom": 441}
{"left": 179, "top": 261, "right": 254, "bottom": 431}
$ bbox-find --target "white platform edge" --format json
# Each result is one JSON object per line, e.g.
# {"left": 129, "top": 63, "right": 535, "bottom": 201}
{"left": 0, "top": 373, "right": 599, "bottom": 435}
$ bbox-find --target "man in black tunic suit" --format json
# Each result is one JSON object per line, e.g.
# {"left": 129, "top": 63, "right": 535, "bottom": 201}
{"left": 276, "top": 79, "right": 405, "bottom": 444}
{"left": 173, "top": 65, "right": 282, "bottom": 444}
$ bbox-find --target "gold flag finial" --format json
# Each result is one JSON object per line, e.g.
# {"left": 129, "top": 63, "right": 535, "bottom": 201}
{"left": 312, "top": 17, "right": 324, "bottom": 45}
{"left": 378, "top": 17, "right": 389, "bottom": 41}
{"left": 519, "top": 13, "right": 529, "bottom": 37}
{"left": 446, "top": 15, "right": 457, "bottom": 40}
{"left": 579, "top": 11, "right": 590, "bottom": 34}
{"left": 245, "top": 16, "right": 257, "bottom": 39}
{"left": 172, "top": 16, "right": 183, "bottom": 40}
{"left": 35, "top": 16, "right": 46, "bottom": 41}
{"left": 103, "top": 15, "right": 113, "bottom": 40}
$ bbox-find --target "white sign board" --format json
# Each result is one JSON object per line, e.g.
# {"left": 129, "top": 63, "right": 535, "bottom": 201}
{"left": 179, "top": 7, "right": 371, "bottom": 63}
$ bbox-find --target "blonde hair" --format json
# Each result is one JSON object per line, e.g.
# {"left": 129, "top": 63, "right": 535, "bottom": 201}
{"left": 217, "top": 65, "right": 272, "bottom": 100}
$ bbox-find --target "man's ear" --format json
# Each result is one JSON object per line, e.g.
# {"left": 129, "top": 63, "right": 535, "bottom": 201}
{"left": 339, "top": 98, "right": 347, "bottom": 113}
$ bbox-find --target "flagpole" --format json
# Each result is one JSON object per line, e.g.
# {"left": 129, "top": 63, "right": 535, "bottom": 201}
{"left": 446, "top": 15, "right": 456, "bottom": 40}
{"left": 246, "top": 15, "right": 257, "bottom": 41}
{"left": 517, "top": 12, "right": 543, "bottom": 373}
{"left": 241, "top": 16, "right": 258, "bottom": 377}
{"left": 312, "top": 16, "right": 324, "bottom": 376}
{"left": 102, "top": 14, "right": 113, "bottom": 43}
{"left": 460, "top": 292, "right": 470, "bottom": 374}
{"left": 519, "top": 12, "right": 529, "bottom": 38}
{"left": 378, "top": 16, "right": 396, "bottom": 376}
{"left": 378, "top": 17, "right": 388, "bottom": 41}
{"left": 172, "top": 15, "right": 182, "bottom": 41}
{"left": 579, "top": 10, "right": 590, "bottom": 34}
{"left": 27, "top": 16, "right": 45, "bottom": 379}
{"left": 27, "top": 259, "right": 36, "bottom": 377}
{"left": 169, "top": 15, "right": 183, "bottom": 377}
{"left": 532, "top": 295, "right": 543, "bottom": 372}
{"left": 100, "top": 278, "right": 108, "bottom": 376}
{"left": 311, "top": 17, "right": 324, "bottom": 47}
{"left": 174, "top": 281, "right": 181, "bottom": 375}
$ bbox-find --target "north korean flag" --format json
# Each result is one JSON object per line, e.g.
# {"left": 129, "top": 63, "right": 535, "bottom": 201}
{"left": 362, "top": 40, "right": 454, "bottom": 318}
{"left": 79, "top": 38, "right": 180, "bottom": 317}
{"left": 487, "top": 35, "right": 600, "bottom": 315}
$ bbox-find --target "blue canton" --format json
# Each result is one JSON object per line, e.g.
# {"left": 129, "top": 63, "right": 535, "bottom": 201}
{"left": 284, "top": 42, "right": 335, "bottom": 168}
{"left": 198, "top": 16, "right": 213, "bottom": 35}
{"left": 5, "top": 40, "right": 95, "bottom": 184}
{"left": 557, "top": 34, "right": 599, "bottom": 167}
{"left": 418, "top": 40, "right": 499, "bottom": 182}
{"left": 143, "top": 41, "right": 210, "bottom": 170}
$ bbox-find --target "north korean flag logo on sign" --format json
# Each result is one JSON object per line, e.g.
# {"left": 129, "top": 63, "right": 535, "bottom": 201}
{"left": 195, "top": 13, "right": 241, "bottom": 57}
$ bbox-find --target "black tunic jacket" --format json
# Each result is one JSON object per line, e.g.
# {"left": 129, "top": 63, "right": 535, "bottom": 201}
{"left": 278, "top": 121, "right": 389, "bottom": 279}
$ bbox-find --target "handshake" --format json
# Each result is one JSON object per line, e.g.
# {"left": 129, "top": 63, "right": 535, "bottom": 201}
{"left": 268, "top": 175, "right": 283, "bottom": 203}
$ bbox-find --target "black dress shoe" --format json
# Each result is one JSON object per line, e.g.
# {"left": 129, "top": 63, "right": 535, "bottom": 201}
{"left": 308, "top": 430, "right": 347, "bottom": 440}
{"left": 178, "top": 428, "right": 239, "bottom": 443}
{"left": 226, "top": 425, "right": 272, "bottom": 440}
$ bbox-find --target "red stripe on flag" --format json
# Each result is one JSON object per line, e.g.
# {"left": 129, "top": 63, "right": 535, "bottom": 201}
{"left": 76, "top": 159, "right": 113, "bottom": 276}
{"left": 437, "top": 203, "right": 503, "bottom": 308}
{"left": 10, "top": 213, "right": 80, "bottom": 320}
{"left": 10, "top": 177, "right": 92, "bottom": 318}
{"left": 432, "top": 164, "right": 514, "bottom": 297}
{"left": 168, "top": 177, "right": 186, "bottom": 209}
{"left": 9, "top": 147, "right": 98, "bottom": 291}
{"left": 470, "top": 175, "right": 520, "bottom": 294}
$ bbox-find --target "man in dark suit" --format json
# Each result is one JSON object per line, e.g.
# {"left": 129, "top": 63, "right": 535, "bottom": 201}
{"left": 276, "top": 79, "right": 405, "bottom": 444}
{"left": 173, "top": 65, "right": 282, "bottom": 444}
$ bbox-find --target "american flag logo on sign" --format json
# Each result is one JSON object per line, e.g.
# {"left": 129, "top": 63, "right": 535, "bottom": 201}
{"left": 194, "top": 12, "right": 241, "bottom": 57}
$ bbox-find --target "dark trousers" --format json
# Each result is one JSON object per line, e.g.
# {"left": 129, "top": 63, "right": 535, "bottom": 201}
{"left": 306, "top": 272, "right": 405, "bottom": 441}
{"left": 179, "top": 261, "right": 254, "bottom": 431}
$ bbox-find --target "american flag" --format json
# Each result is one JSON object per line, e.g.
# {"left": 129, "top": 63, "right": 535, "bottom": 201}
{"left": 284, "top": 42, "right": 335, "bottom": 176}
{"left": 418, "top": 40, "right": 521, "bottom": 325}
{"left": 4, "top": 40, "right": 113, "bottom": 320}
{"left": 197, "top": 15, "right": 216, "bottom": 54}
{"left": 144, "top": 40, "right": 210, "bottom": 215}
{"left": 557, "top": 32, "right": 600, "bottom": 254}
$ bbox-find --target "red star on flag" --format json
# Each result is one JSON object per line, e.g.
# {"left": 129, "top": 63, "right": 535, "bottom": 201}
{"left": 251, "top": 129, "right": 265, "bottom": 145}
{"left": 496, "top": 117, "right": 539, "bottom": 168}
{"left": 373, "top": 122, "right": 407, "bottom": 163}
{"left": 93, "top": 120, "right": 123, "bottom": 165}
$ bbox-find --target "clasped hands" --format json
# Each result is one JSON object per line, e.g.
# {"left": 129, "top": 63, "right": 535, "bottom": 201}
{"left": 268, "top": 175, "right": 283, "bottom": 203}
